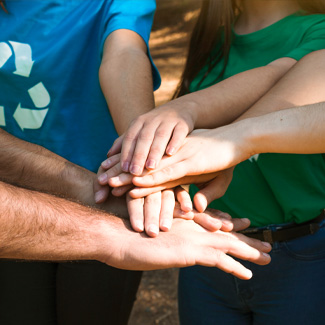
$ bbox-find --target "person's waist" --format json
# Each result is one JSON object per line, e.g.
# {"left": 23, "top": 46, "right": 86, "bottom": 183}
{"left": 239, "top": 209, "right": 325, "bottom": 244}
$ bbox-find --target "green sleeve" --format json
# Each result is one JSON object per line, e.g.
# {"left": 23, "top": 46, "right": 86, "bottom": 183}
{"left": 285, "top": 18, "right": 325, "bottom": 60}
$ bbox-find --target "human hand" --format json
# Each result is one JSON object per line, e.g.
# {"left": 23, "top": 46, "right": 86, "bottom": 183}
{"left": 95, "top": 153, "right": 134, "bottom": 200}
{"left": 128, "top": 184, "right": 247, "bottom": 237}
{"left": 96, "top": 125, "right": 245, "bottom": 194}
{"left": 174, "top": 204, "right": 251, "bottom": 233}
{"left": 102, "top": 218, "right": 272, "bottom": 279}
{"left": 107, "top": 100, "right": 197, "bottom": 176}
{"left": 94, "top": 155, "right": 134, "bottom": 203}
{"left": 126, "top": 187, "right": 195, "bottom": 237}
{"left": 192, "top": 167, "right": 234, "bottom": 212}
{"left": 130, "top": 127, "right": 248, "bottom": 188}
{"left": 127, "top": 190, "right": 176, "bottom": 237}
{"left": 128, "top": 168, "right": 234, "bottom": 214}
{"left": 94, "top": 164, "right": 111, "bottom": 204}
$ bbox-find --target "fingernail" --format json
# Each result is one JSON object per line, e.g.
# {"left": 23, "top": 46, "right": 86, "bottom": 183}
{"left": 134, "top": 221, "right": 144, "bottom": 232}
{"left": 211, "top": 219, "right": 222, "bottom": 226}
{"left": 95, "top": 190, "right": 105, "bottom": 203}
{"left": 101, "top": 159, "right": 112, "bottom": 169}
{"left": 263, "top": 253, "right": 271, "bottom": 258}
{"left": 262, "top": 242, "right": 272, "bottom": 249}
{"left": 241, "top": 218, "right": 250, "bottom": 223}
{"left": 221, "top": 219, "right": 232, "bottom": 226}
{"left": 130, "top": 164, "right": 141, "bottom": 175}
{"left": 122, "top": 162, "right": 129, "bottom": 172}
{"left": 182, "top": 205, "right": 192, "bottom": 213}
{"left": 161, "top": 220, "right": 172, "bottom": 231}
{"left": 146, "top": 159, "right": 156, "bottom": 169}
{"left": 98, "top": 173, "right": 108, "bottom": 184}
{"left": 185, "top": 202, "right": 193, "bottom": 210}
{"left": 107, "top": 150, "right": 111, "bottom": 157}
{"left": 147, "top": 224, "right": 159, "bottom": 236}
{"left": 167, "top": 147, "right": 175, "bottom": 156}
{"left": 245, "top": 269, "right": 253, "bottom": 279}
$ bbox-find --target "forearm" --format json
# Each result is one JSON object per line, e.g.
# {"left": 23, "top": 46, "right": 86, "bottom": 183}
{"left": 0, "top": 180, "right": 124, "bottom": 262}
{"left": 0, "top": 129, "right": 95, "bottom": 204}
{"left": 238, "top": 104, "right": 325, "bottom": 156}
{"left": 179, "top": 58, "right": 296, "bottom": 129}
{"left": 100, "top": 29, "right": 155, "bottom": 134}
{"left": 238, "top": 50, "right": 325, "bottom": 120}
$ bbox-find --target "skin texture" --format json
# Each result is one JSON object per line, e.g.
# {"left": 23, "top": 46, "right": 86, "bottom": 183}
{"left": 98, "top": 1, "right": 302, "bottom": 212}
{"left": 96, "top": 30, "right": 194, "bottom": 236}
{"left": 99, "top": 46, "right": 325, "bottom": 211}
{"left": 105, "top": 0, "right": 300, "bottom": 175}
{"left": 0, "top": 130, "right": 272, "bottom": 279}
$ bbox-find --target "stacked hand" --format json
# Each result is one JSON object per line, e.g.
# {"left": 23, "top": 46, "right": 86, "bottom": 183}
{"left": 107, "top": 217, "right": 272, "bottom": 280}
{"left": 94, "top": 110, "right": 252, "bottom": 237}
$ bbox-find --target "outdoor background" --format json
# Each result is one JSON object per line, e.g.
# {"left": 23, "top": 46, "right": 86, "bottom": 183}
{"left": 129, "top": 1, "right": 200, "bottom": 324}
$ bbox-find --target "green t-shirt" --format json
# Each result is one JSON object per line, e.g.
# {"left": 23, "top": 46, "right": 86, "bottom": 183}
{"left": 190, "top": 12, "right": 325, "bottom": 227}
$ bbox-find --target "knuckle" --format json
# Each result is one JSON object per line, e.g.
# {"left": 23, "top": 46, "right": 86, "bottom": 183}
{"left": 155, "top": 128, "right": 171, "bottom": 139}
{"left": 148, "top": 146, "right": 163, "bottom": 157}
{"left": 175, "top": 122, "right": 189, "bottom": 133}
{"left": 132, "top": 151, "right": 148, "bottom": 162}
{"left": 145, "top": 195, "right": 160, "bottom": 205}
{"left": 124, "top": 132, "right": 138, "bottom": 142}
{"left": 138, "top": 130, "right": 154, "bottom": 142}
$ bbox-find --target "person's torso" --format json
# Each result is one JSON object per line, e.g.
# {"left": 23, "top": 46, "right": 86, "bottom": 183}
{"left": 190, "top": 12, "right": 325, "bottom": 226}
{"left": 0, "top": 0, "right": 157, "bottom": 171}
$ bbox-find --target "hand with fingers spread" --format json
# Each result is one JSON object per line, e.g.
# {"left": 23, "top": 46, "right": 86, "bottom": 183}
{"left": 107, "top": 99, "right": 197, "bottom": 176}
{"left": 118, "top": 218, "right": 272, "bottom": 279}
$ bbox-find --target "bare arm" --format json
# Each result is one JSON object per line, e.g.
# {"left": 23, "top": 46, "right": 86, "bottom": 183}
{"left": 121, "top": 50, "right": 325, "bottom": 203}
{"left": 99, "top": 29, "right": 155, "bottom": 135}
{"left": 0, "top": 129, "right": 95, "bottom": 205}
{"left": 177, "top": 58, "right": 296, "bottom": 129}
{"left": 237, "top": 50, "right": 325, "bottom": 120}
{"left": 0, "top": 180, "right": 122, "bottom": 261}
{"left": 108, "top": 57, "right": 296, "bottom": 175}
{"left": 0, "top": 180, "right": 271, "bottom": 278}
{"left": 130, "top": 103, "right": 325, "bottom": 191}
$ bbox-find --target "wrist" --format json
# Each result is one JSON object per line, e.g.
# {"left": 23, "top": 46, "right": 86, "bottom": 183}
{"left": 175, "top": 96, "right": 199, "bottom": 129}
{"left": 237, "top": 117, "right": 268, "bottom": 158}
{"left": 61, "top": 163, "right": 96, "bottom": 205}
{"left": 94, "top": 217, "right": 137, "bottom": 268}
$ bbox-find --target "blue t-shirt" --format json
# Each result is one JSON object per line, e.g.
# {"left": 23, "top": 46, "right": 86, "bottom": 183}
{"left": 0, "top": 0, "right": 160, "bottom": 171}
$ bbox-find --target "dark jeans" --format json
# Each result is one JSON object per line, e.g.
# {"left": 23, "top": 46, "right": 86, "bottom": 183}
{"left": 0, "top": 260, "right": 142, "bottom": 325}
{"left": 179, "top": 221, "right": 325, "bottom": 325}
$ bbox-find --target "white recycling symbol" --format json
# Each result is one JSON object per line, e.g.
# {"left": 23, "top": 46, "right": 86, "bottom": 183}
{"left": 0, "top": 41, "right": 50, "bottom": 130}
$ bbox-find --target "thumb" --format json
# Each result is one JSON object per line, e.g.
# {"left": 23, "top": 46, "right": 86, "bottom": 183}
{"left": 193, "top": 170, "right": 233, "bottom": 212}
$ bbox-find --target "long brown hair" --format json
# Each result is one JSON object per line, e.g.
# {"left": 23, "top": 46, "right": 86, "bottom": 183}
{"left": 174, "top": 0, "right": 325, "bottom": 98}
{"left": 0, "top": 1, "right": 7, "bottom": 13}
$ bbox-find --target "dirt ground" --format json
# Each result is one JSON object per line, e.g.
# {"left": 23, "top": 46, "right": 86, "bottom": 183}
{"left": 128, "top": 1, "right": 200, "bottom": 324}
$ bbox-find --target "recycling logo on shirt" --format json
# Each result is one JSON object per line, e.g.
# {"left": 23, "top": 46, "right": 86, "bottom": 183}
{"left": 0, "top": 41, "right": 50, "bottom": 130}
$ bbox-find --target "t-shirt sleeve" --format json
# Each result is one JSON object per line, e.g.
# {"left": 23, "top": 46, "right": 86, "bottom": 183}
{"left": 285, "top": 18, "right": 325, "bottom": 61}
{"left": 102, "top": 0, "right": 160, "bottom": 90}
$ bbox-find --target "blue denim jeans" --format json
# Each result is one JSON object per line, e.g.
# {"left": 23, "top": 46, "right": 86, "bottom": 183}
{"left": 179, "top": 221, "right": 325, "bottom": 325}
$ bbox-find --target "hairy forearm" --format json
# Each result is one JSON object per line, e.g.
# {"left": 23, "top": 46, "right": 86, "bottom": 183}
{"left": 100, "top": 29, "right": 155, "bottom": 134}
{"left": 0, "top": 180, "right": 123, "bottom": 261}
{"left": 179, "top": 58, "right": 296, "bottom": 129}
{"left": 0, "top": 129, "right": 95, "bottom": 204}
